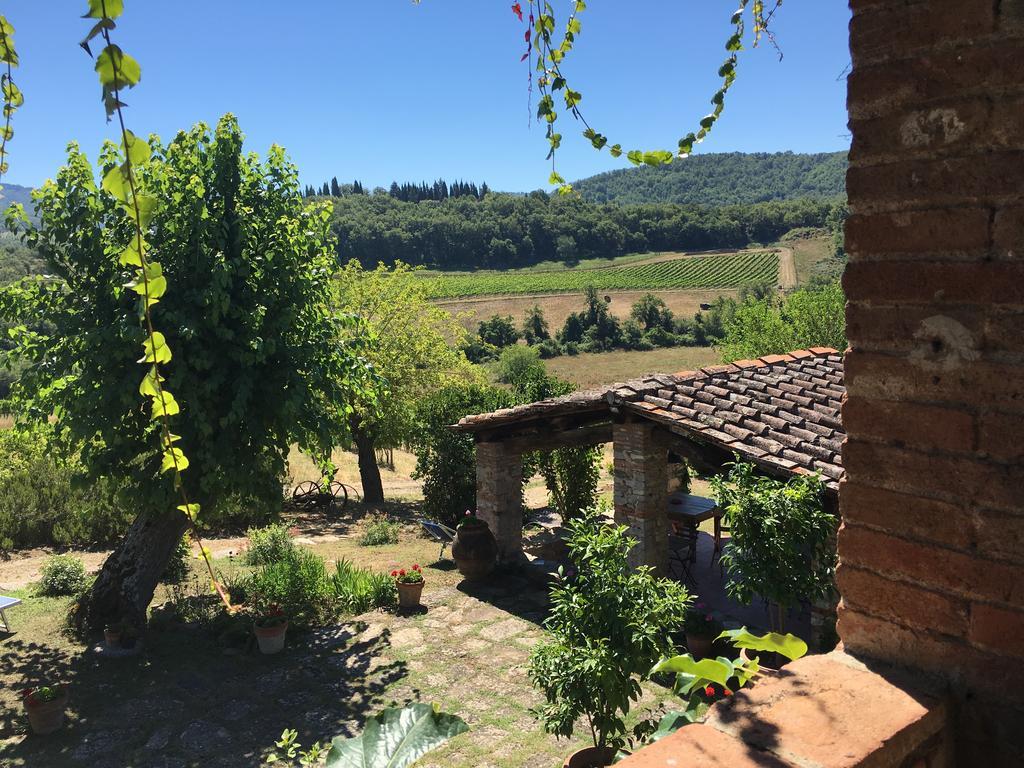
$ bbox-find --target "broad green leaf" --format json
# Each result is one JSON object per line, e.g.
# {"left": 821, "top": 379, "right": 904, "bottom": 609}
{"left": 95, "top": 44, "right": 140, "bottom": 89}
{"left": 80, "top": 18, "right": 115, "bottom": 52}
{"left": 139, "top": 331, "right": 171, "bottom": 364}
{"left": 626, "top": 150, "right": 644, "bottom": 166}
{"left": 177, "top": 503, "right": 201, "bottom": 521}
{"left": 651, "top": 655, "right": 731, "bottom": 687}
{"left": 129, "top": 193, "right": 159, "bottom": 227}
{"left": 609, "top": 144, "right": 622, "bottom": 158}
{"left": 2, "top": 79, "right": 23, "bottom": 107}
{"left": 84, "top": 0, "right": 124, "bottom": 21}
{"left": 102, "top": 165, "right": 130, "bottom": 205}
{"left": 548, "top": 171, "right": 565, "bottom": 186}
{"left": 123, "top": 129, "right": 151, "bottom": 166}
{"left": 0, "top": 125, "right": 12, "bottom": 141}
{"left": 160, "top": 446, "right": 189, "bottom": 474}
{"left": 642, "top": 150, "right": 674, "bottom": 166}
{"left": 649, "top": 708, "right": 701, "bottom": 743}
{"left": 326, "top": 703, "right": 468, "bottom": 768}
{"left": 118, "top": 238, "right": 147, "bottom": 267}
{"left": 717, "top": 628, "right": 808, "bottom": 661}
{"left": 138, "top": 366, "right": 163, "bottom": 397}
{"left": 150, "top": 389, "right": 180, "bottom": 419}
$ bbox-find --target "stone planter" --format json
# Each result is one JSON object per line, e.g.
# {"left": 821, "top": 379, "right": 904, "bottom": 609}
{"left": 253, "top": 621, "right": 288, "bottom": 655}
{"left": 685, "top": 631, "right": 715, "bottom": 660}
{"left": 563, "top": 746, "right": 615, "bottom": 768}
{"left": 25, "top": 687, "right": 69, "bottom": 735}
{"left": 397, "top": 579, "right": 424, "bottom": 609}
{"left": 452, "top": 521, "right": 498, "bottom": 581}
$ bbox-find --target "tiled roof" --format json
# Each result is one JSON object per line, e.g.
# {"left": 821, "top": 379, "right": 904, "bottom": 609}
{"left": 617, "top": 348, "right": 844, "bottom": 490}
{"left": 453, "top": 348, "right": 845, "bottom": 490}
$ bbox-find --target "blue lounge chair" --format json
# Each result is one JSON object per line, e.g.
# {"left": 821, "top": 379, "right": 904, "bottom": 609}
{"left": 420, "top": 519, "right": 457, "bottom": 560}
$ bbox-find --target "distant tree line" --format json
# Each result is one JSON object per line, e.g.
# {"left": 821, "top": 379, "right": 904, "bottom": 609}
{"left": 302, "top": 176, "right": 490, "bottom": 202}
{"left": 329, "top": 192, "right": 843, "bottom": 271}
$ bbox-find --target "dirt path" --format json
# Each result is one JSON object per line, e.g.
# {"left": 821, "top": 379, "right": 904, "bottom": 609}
{"left": 777, "top": 246, "right": 797, "bottom": 289}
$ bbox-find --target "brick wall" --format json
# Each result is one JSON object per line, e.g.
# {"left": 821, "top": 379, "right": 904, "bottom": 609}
{"left": 475, "top": 441, "right": 524, "bottom": 564}
{"left": 840, "top": 0, "right": 1024, "bottom": 762}
{"left": 613, "top": 420, "right": 669, "bottom": 572}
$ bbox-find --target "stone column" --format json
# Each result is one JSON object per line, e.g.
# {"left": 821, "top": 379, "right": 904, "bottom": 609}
{"left": 613, "top": 420, "right": 669, "bottom": 574}
{"left": 475, "top": 440, "right": 524, "bottom": 565}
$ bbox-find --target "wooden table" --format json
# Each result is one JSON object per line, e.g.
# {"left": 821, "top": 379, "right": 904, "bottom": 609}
{"left": 666, "top": 493, "right": 722, "bottom": 563}
{"left": 0, "top": 595, "right": 21, "bottom": 633}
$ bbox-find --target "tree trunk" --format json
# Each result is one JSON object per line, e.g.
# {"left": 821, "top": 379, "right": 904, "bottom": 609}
{"left": 76, "top": 508, "right": 190, "bottom": 632}
{"left": 353, "top": 428, "right": 385, "bottom": 507}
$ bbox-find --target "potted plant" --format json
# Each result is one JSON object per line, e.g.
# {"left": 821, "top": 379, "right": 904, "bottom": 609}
{"left": 683, "top": 602, "right": 722, "bottom": 659}
{"left": 104, "top": 620, "right": 124, "bottom": 648}
{"left": 253, "top": 605, "right": 288, "bottom": 654}
{"left": 451, "top": 510, "right": 497, "bottom": 581}
{"left": 529, "top": 508, "right": 689, "bottom": 767}
{"left": 22, "top": 685, "right": 69, "bottom": 735}
{"left": 392, "top": 564, "right": 424, "bottom": 609}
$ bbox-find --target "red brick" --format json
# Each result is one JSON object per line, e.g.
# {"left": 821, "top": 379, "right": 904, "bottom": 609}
{"left": 846, "top": 153, "right": 1024, "bottom": 210}
{"left": 848, "top": 41, "right": 1024, "bottom": 120}
{"left": 838, "top": 563, "right": 970, "bottom": 635}
{"left": 842, "top": 397, "right": 975, "bottom": 453}
{"left": 975, "top": 510, "right": 1024, "bottom": 566}
{"left": 838, "top": 524, "right": 1024, "bottom": 605}
{"left": 844, "top": 259, "right": 1024, "bottom": 304}
{"left": 839, "top": 480, "right": 976, "bottom": 550}
{"left": 849, "top": 1, "right": 996, "bottom": 66}
{"left": 845, "top": 208, "right": 991, "bottom": 258}
{"left": 844, "top": 439, "right": 1024, "bottom": 512}
{"left": 851, "top": 100, "right": 992, "bottom": 163}
{"left": 969, "top": 603, "right": 1024, "bottom": 657}
{"left": 994, "top": 205, "right": 1024, "bottom": 259}
{"left": 977, "top": 410, "right": 1024, "bottom": 462}
{"left": 844, "top": 351, "right": 1024, "bottom": 413}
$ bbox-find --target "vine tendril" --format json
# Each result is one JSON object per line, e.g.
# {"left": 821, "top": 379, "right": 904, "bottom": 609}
{"left": 0, "top": 14, "right": 21, "bottom": 186}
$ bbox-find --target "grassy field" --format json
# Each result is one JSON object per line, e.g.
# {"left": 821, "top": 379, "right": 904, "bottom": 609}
{"left": 786, "top": 234, "right": 836, "bottom": 284}
{"left": 547, "top": 346, "right": 722, "bottom": 390}
{"left": 422, "top": 250, "right": 779, "bottom": 299}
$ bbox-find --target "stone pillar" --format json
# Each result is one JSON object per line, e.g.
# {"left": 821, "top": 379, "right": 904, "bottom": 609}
{"left": 475, "top": 440, "right": 524, "bottom": 565}
{"left": 613, "top": 420, "right": 669, "bottom": 573}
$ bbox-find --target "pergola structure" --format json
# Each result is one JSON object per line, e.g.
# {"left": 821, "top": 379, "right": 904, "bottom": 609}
{"left": 453, "top": 347, "right": 844, "bottom": 573}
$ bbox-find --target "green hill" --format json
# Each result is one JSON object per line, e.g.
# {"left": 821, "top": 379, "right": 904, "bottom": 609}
{"left": 573, "top": 151, "right": 847, "bottom": 206}
{"left": 0, "top": 183, "right": 33, "bottom": 215}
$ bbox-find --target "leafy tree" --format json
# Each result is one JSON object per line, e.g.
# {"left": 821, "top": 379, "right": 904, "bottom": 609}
{"left": 558, "top": 287, "right": 621, "bottom": 352}
{"left": 0, "top": 116, "right": 371, "bottom": 628}
{"left": 410, "top": 382, "right": 514, "bottom": 526}
{"left": 477, "top": 314, "right": 519, "bottom": 348}
{"left": 521, "top": 303, "right": 550, "bottom": 344}
{"left": 494, "top": 345, "right": 546, "bottom": 386}
{"left": 330, "top": 176, "right": 341, "bottom": 196}
{"left": 630, "top": 293, "right": 674, "bottom": 332}
{"left": 334, "top": 260, "right": 477, "bottom": 505}
{"left": 712, "top": 462, "right": 836, "bottom": 633}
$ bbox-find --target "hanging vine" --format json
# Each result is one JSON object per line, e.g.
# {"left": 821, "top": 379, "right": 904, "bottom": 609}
{"left": 515, "top": 1, "right": 783, "bottom": 193}
{"left": 80, "top": 0, "right": 230, "bottom": 609}
{"left": 0, "top": 14, "right": 20, "bottom": 185}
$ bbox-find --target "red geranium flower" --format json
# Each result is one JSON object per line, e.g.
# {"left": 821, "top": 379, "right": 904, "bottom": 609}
{"left": 724, "top": 688, "right": 734, "bottom": 696}
{"left": 399, "top": 569, "right": 406, "bottom": 576}
{"left": 704, "top": 685, "right": 715, "bottom": 697}
{"left": 390, "top": 570, "right": 398, "bottom": 577}
{"left": 412, "top": 564, "right": 420, "bottom": 571}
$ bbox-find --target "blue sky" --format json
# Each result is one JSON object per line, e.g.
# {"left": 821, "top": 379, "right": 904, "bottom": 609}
{"left": 3, "top": 1, "right": 851, "bottom": 192}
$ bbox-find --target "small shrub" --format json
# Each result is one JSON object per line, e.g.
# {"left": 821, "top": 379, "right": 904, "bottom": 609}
{"left": 38, "top": 554, "right": 88, "bottom": 597}
{"left": 360, "top": 514, "right": 400, "bottom": 547}
{"left": 161, "top": 535, "right": 191, "bottom": 584}
{"left": 331, "top": 559, "right": 397, "bottom": 613}
{"left": 243, "top": 523, "right": 296, "bottom": 566}
{"left": 235, "top": 549, "right": 336, "bottom": 627}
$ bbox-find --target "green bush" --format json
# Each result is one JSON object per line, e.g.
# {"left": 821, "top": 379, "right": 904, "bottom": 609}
{"left": 331, "top": 558, "right": 397, "bottom": 613}
{"left": 161, "top": 536, "right": 191, "bottom": 584}
{"left": 235, "top": 549, "right": 336, "bottom": 627}
{"left": 360, "top": 514, "right": 400, "bottom": 547}
{"left": 0, "top": 426, "right": 134, "bottom": 553}
{"left": 38, "top": 554, "right": 89, "bottom": 597}
{"left": 494, "top": 345, "right": 546, "bottom": 385}
{"left": 243, "top": 523, "right": 296, "bottom": 566}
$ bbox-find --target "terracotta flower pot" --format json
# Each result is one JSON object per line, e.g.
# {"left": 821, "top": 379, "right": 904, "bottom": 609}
{"left": 397, "top": 579, "right": 424, "bottom": 609}
{"left": 104, "top": 629, "right": 122, "bottom": 648}
{"left": 452, "top": 521, "right": 498, "bottom": 581}
{"left": 563, "top": 746, "right": 615, "bottom": 768}
{"left": 685, "top": 631, "right": 714, "bottom": 660}
{"left": 253, "top": 621, "right": 288, "bottom": 655}
{"left": 25, "top": 687, "right": 69, "bottom": 735}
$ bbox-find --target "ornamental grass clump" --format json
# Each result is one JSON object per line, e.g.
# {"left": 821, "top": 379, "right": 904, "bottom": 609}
{"left": 529, "top": 508, "right": 690, "bottom": 753}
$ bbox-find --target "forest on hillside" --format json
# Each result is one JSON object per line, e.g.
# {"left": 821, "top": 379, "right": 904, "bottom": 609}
{"left": 572, "top": 151, "right": 847, "bottom": 206}
{"left": 329, "top": 192, "right": 842, "bottom": 270}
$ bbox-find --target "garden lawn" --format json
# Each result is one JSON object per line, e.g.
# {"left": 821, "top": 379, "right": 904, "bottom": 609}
{"left": 0, "top": 517, "right": 681, "bottom": 768}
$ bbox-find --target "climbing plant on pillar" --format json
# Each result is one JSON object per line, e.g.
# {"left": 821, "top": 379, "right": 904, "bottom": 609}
{"left": 0, "top": 117, "right": 374, "bottom": 629}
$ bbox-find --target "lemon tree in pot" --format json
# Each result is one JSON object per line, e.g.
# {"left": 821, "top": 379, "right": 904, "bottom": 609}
{"left": 23, "top": 685, "right": 69, "bottom": 735}
{"left": 451, "top": 510, "right": 497, "bottom": 581}
{"left": 529, "top": 506, "right": 690, "bottom": 767}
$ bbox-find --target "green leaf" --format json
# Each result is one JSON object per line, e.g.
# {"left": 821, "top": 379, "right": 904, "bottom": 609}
{"left": 123, "top": 129, "right": 151, "bottom": 166}
{"left": 548, "top": 171, "right": 565, "bottom": 186}
{"left": 118, "top": 238, "right": 146, "bottom": 267}
{"left": 160, "top": 446, "right": 189, "bottom": 474}
{"left": 95, "top": 44, "right": 140, "bottom": 89}
{"left": 129, "top": 193, "right": 159, "bottom": 227}
{"left": 626, "top": 150, "right": 644, "bottom": 166}
{"left": 139, "top": 331, "right": 171, "bottom": 364}
{"left": 80, "top": 18, "right": 115, "bottom": 53}
{"left": 609, "top": 144, "right": 622, "bottom": 158}
{"left": 138, "top": 366, "right": 163, "bottom": 397}
{"left": 649, "top": 709, "right": 701, "bottom": 743}
{"left": 717, "top": 628, "right": 808, "bottom": 661}
{"left": 326, "top": 703, "right": 468, "bottom": 768}
{"left": 177, "top": 503, "right": 201, "bottom": 521}
{"left": 642, "top": 150, "right": 674, "bottom": 166}
{"left": 651, "top": 655, "right": 731, "bottom": 687}
{"left": 83, "top": 0, "right": 124, "bottom": 20}
{"left": 102, "top": 165, "right": 130, "bottom": 205}
{"left": 150, "top": 389, "right": 180, "bottom": 419}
